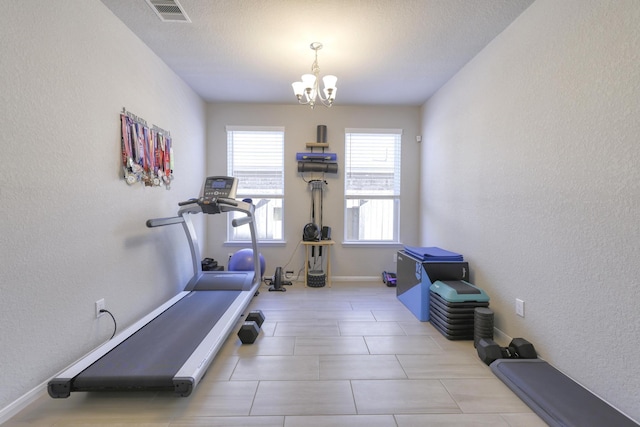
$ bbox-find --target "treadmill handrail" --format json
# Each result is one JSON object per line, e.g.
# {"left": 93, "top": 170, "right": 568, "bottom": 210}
{"left": 166, "top": 197, "right": 260, "bottom": 291}
{"left": 146, "top": 216, "right": 185, "bottom": 228}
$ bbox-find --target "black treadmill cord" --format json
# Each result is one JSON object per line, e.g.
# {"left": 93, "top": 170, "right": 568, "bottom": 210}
{"left": 99, "top": 309, "right": 117, "bottom": 340}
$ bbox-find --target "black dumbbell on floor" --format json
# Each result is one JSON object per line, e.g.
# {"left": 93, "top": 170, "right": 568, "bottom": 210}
{"left": 237, "top": 310, "right": 265, "bottom": 344}
{"left": 245, "top": 310, "right": 265, "bottom": 327}
{"left": 477, "top": 337, "right": 537, "bottom": 365}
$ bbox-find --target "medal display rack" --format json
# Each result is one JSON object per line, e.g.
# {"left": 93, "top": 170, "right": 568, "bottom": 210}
{"left": 120, "top": 107, "right": 174, "bottom": 189}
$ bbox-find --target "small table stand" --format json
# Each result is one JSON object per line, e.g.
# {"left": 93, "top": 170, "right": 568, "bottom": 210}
{"left": 301, "top": 240, "right": 334, "bottom": 287}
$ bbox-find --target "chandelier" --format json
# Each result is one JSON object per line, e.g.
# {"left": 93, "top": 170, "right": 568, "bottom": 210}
{"left": 292, "top": 42, "right": 337, "bottom": 108}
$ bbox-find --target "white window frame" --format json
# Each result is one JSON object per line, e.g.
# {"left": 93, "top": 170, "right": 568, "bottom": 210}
{"left": 226, "top": 125, "right": 285, "bottom": 243}
{"left": 344, "top": 128, "right": 402, "bottom": 244}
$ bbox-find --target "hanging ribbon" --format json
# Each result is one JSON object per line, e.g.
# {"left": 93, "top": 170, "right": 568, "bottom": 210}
{"left": 120, "top": 108, "right": 173, "bottom": 188}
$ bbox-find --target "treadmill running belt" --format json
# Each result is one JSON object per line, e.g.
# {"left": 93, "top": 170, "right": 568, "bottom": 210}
{"left": 73, "top": 290, "right": 240, "bottom": 390}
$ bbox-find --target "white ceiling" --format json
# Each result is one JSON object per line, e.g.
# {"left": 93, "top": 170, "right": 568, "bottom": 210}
{"left": 100, "top": 0, "right": 534, "bottom": 106}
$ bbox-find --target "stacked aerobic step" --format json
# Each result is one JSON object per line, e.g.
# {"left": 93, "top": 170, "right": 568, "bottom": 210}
{"left": 429, "top": 280, "right": 489, "bottom": 340}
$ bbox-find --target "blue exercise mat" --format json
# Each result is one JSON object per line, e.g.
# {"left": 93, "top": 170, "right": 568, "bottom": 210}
{"left": 403, "top": 246, "right": 464, "bottom": 262}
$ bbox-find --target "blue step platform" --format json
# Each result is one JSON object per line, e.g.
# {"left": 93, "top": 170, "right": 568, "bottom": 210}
{"left": 396, "top": 249, "right": 468, "bottom": 321}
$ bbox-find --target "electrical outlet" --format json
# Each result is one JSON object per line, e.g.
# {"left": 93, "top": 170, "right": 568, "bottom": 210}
{"left": 515, "top": 298, "right": 525, "bottom": 317}
{"left": 95, "top": 299, "right": 105, "bottom": 318}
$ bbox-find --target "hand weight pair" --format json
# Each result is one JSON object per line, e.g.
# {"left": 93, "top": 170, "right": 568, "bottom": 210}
{"left": 237, "top": 310, "right": 265, "bottom": 344}
{"left": 477, "top": 337, "right": 537, "bottom": 365}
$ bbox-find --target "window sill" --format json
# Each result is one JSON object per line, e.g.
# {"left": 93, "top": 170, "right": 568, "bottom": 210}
{"left": 224, "top": 240, "right": 287, "bottom": 247}
{"left": 341, "top": 241, "right": 403, "bottom": 248}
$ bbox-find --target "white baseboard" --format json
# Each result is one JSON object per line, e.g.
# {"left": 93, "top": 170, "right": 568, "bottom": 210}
{"left": 289, "top": 276, "right": 381, "bottom": 284}
{"left": 331, "top": 276, "right": 380, "bottom": 282}
{"left": 0, "top": 381, "right": 47, "bottom": 425}
{"left": 492, "top": 327, "right": 512, "bottom": 346}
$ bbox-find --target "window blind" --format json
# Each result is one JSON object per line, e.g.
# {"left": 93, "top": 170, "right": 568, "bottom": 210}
{"left": 345, "top": 130, "right": 402, "bottom": 197}
{"left": 226, "top": 126, "right": 284, "bottom": 196}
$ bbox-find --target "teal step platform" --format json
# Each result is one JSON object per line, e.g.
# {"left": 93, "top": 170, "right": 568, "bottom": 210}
{"left": 429, "top": 280, "right": 490, "bottom": 340}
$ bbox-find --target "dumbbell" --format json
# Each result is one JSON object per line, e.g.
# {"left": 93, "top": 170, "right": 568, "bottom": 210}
{"left": 246, "top": 310, "right": 265, "bottom": 327}
{"left": 477, "top": 337, "right": 537, "bottom": 365}
{"left": 237, "top": 310, "right": 265, "bottom": 344}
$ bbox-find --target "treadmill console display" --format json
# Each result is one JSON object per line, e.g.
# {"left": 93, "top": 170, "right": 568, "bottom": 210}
{"left": 202, "top": 176, "right": 238, "bottom": 202}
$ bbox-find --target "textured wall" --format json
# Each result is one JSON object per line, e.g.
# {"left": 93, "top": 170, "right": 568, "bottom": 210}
{"left": 420, "top": 0, "right": 640, "bottom": 421}
{"left": 205, "top": 104, "right": 422, "bottom": 278}
{"left": 0, "top": 0, "right": 205, "bottom": 413}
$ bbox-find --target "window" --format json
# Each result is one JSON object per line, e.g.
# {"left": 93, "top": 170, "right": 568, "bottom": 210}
{"left": 226, "top": 126, "right": 284, "bottom": 242}
{"left": 344, "top": 129, "right": 402, "bottom": 243}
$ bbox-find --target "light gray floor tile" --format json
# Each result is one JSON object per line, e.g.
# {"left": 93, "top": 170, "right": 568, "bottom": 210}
{"left": 274, "top": 321, "right": 340, "bottom": 337}
{"left": 295, "top": 336, "right": 369, "bottom": 355}
{"left": 396, "top": 353, "right": 492, "bottom": 379}
{"left": 234, "top": 336, "right": 296, "bottom": 356}
{"left": 15, "top": 392, "right": 173, "bottom": 424}
{"left": 52, "top": 421, "right": 170, "bottom": 427}
{"left": 352, "top": 379, "right": 461, "bottom": 414}
{"left": 395, "top": 413, "right": 511, "bottom": 426}
{"left": 441, "top": 378, "right": 533, "bottom": 413}
{"left": 251, "top": 381, "right": 356, "bottom": 416}
{"left": 258, "top": 309, "right": 321, "bottom": 321}
{"left": 316, "top": 310, "right": 377, "bottom": 321}
{"left": 285, "top": 414, "right": 397, "bottom": 427}
{"left": 170, "top": 416, "right": 284, "bottom": 426}
{"left": 231, "top": 355, "right": 319, "bottom": 380}
{"left": 258, "top": 321, "right": 277, "bottom": 337}
{"left": 161, "top": 381, "right": 259, "bottom": 417}
{"left": 319, "top": 354, "right": 407, "bottom": 380}
{"left": 499, "top": 413, "right": 548, "bottom": 426}
{"left": 429, "top": 332, "right": 478, "bottom": 352}
{"left": 365, "top": 335, "right": 444, "bottom": 354}
{"left": 283, "top": 301, "right": 355, "bottom": 311}
{"left": 397, "top": 320, "right": 442, "bottom": 336}
{"left": 199, "top": 355, "right": 239, "bottom": 381}
{"left": 350, "top": 301, "right": 406, "bottom": 311}
{"left": 338, "top": 321, "right": 407, "bottom": 336}
{"left": 371, "top": 309, "right": 418, "bottom": 322}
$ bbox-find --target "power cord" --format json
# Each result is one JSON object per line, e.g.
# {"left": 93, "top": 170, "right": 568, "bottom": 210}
{"left": 281, "top": 240, "right": 301, "bottom": 271}
{"left": 99, "top": 309, "right": 117, "bottom": 340}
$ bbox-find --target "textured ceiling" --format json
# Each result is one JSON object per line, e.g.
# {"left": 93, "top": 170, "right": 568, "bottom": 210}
{"left": 100, "top": 0, "right": 534, "bottom": 106}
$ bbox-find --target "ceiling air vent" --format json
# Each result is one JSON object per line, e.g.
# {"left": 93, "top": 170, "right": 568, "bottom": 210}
{"left": 145, "top": 0, "right": 191, "bottom": 23}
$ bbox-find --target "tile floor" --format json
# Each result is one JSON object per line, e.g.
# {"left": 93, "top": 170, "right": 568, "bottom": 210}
{"left": 5, "top": 281, "right": 547, "bottom": 426}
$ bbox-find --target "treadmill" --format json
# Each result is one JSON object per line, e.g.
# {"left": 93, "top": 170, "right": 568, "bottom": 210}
{"left": 48, "top": 176, "right": 262, "bottom": 398}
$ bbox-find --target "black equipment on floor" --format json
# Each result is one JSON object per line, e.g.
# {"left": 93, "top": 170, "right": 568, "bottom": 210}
{"left": 201, "top": 257, "right": 223, "bottom": 271}
{"left": 473, "top": 307, "right": 494, "bottom": 348}
{"left": 476, "top": 337, "right": 537, "bottom": 365}
{"left": 307, "top": 269, "right": 326, "bottom": 287}
{"left": 381, "top": 271, "right": 397, "bottom": 287}
{"left": 491, "top": 359, "right": 638, "bottom": 427}
{"left": 428, "top": 280, "right": 489, "bottom": 340}
{"left": 266, "top": 266, "right": 292, "bottom": 292}
{"left": 48, "top": 176, "right": 262, "bottom": 398}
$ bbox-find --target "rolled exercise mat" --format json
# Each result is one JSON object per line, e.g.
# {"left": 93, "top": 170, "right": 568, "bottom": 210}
{"left": 317, "top": 125, "right": 327, "bottom": 142}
